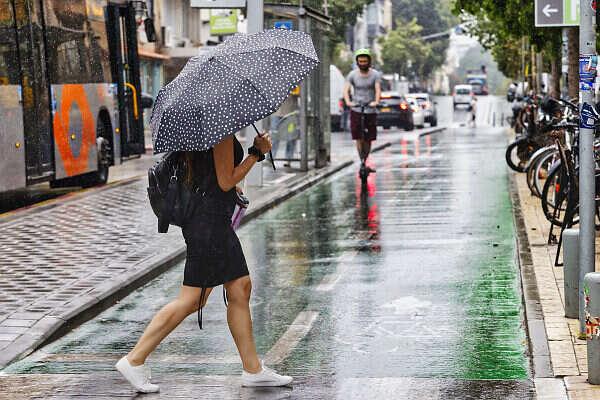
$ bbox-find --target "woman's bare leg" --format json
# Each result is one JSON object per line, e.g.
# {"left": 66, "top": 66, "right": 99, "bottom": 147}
{"left": 127, "top": 285, "right": 213, "bottom": 366}
{"left": 224, "top": 276, "right": 261, "bottom": 373}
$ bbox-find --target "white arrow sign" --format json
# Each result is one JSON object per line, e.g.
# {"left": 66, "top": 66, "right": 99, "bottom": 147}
{"left": 543, "top": 3, "right": 559, "bottom": 17}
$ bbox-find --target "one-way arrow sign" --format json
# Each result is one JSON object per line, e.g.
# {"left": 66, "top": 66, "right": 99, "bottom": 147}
{"left": 543, "top": 3, "right": 559, "bottom": 17}
{"left": 535, "top": 0, "right": 581, "bottom": 26}
{"left": 536, "top": 0, "right": 564, "bottom": 25}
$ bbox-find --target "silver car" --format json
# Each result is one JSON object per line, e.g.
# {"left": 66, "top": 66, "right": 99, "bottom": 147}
{"left": 408, "top": 93, "right": 438, "bottom": 126}
{"left": 407, "top": 98, "right": 425, "bottom": 128}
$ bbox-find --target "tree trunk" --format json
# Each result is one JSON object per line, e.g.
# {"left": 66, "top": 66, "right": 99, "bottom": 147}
{"left": 551, "top": 55, "right": 561, "bottom": 98}
{"left": 567, "top": 27, "right": 579, "bottom": 101}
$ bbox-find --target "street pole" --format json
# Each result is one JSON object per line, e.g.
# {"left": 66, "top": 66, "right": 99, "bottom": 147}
{"left": 578, "top": 0, "right": 597, "bottom": 336}
{"left": 585, "top": 273, "right": 600, "bottom": 383}
{"left": 562, "top": 28, "right": 568, "bottom": 98}
{"left": 298, "top": 3, "right": 308, "bottom": 172}
{"left": 245, "top": 0, "right": 264, "bottom": 186}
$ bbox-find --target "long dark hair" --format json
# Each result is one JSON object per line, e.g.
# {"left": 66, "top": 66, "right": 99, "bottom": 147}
{"left": 182, "top": 152, "right": 195, "bottom": 187}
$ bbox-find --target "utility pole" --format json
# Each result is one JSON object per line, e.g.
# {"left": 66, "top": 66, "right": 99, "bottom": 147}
{"left": 298, "top": 2, "right": 308, "bottom": 171}
{"left": 244, "top": 0, "right": 264, "bottom": 185}
{"left": 578, "top": 0, "right": 597, "bottom": 336}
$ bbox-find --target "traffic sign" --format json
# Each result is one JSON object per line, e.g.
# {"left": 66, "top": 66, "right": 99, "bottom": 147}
{"left": 274, "top": 20, "right": 293, "bottom": 30}
{"left": 191, "top": 0, "right": 246, "bottom": 8}
{"left": 535, "top": 0, "right": 580, "bottom": 26}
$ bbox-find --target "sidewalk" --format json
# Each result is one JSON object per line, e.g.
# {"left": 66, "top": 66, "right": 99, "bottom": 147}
{"left": 0, "top": 125, "right": 445, "bottom": 370}
{"left": 513, "top": 172, "right": 600, "bottom": 399}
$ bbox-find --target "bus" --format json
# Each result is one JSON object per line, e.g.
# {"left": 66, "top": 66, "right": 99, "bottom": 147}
{"left": 0, "top": 0, "right": 151, "bottom": 193}
{"left": 466, "top": 67, "right": 488, "bottom": 95}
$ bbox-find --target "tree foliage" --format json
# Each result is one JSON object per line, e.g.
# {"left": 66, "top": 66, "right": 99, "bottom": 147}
{"left": 379, "top": 18, "right": 432, "bottom": 77}
{"left": 388, "top": 0, "right": 456, "bottom": 79}
{"left": 327, "top": 0, "right": 373, "bottom": 54}
{"left": 452, "top": 0, "right": 562, "bottom": 78}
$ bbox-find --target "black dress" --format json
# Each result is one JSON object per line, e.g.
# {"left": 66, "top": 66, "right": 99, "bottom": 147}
{"left": 181, "top": 136, "right": 249, "bottom": 328}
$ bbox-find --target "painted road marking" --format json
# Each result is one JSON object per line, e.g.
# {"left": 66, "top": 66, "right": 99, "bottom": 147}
{"left": 263, "top": 311, "right": 319, "bottom": 365}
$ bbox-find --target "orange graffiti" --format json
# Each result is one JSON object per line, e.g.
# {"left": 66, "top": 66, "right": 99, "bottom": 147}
{"left": 52, "top": 85, "right": 95, "bottom": 177}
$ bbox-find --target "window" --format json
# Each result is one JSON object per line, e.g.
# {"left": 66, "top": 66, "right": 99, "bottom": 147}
{"left": 43, "top": 0, "right": 94, "bottom": 83}
{"left": 0, "top": 2, "right": 20, "bottom": 85}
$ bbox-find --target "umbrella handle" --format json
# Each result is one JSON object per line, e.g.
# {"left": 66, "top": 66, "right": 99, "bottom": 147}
{"left": 251, "top": 123, "right": 276, "bottom": 171}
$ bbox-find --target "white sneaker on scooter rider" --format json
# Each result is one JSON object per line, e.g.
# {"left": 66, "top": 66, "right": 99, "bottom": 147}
{"left": 115, "top": 355, "right": 160, "bottom": 393}
{"left": 241, "top": 360, "right": 293, "bottom": 387}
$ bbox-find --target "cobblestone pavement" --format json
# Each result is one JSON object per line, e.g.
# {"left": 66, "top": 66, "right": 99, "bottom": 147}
{"left": 0, "top": 178, "right": 184, "bottom": 369}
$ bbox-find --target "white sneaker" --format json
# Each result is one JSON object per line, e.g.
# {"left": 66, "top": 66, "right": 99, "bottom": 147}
{"left": 115, "top": 355, "right": 160, "bottom": 393}
{"left": 241, "top": 360, "right": 293, "bottom": 387}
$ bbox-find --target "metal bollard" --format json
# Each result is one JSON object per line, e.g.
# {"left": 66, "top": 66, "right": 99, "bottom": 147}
{"left": 564, "top": 229, "right": 580, "bottom": 318}
{"left": 493, "top": 111, "right": 496, "bottom": 127}
{"left": 585, "top": 273, "right": 600, "bottom": 384}
{"left": 501, "top": 112, "right": 504, "bottom": 127}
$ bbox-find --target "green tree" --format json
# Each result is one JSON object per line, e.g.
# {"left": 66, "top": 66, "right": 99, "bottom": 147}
{"left": 327, "top": 0, "right": 373, "bottom": 55}
{"left": 379, "top": 18, "right": 432, "bottom": 78}
{"left": 452, "top": 0, "right": 563, "bottom": 94}
{"left": 389, "top": 0, "right": 455, "bottom": 79}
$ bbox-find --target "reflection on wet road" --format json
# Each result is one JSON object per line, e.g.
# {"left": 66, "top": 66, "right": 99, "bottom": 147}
{"left": 2, "top": 110, "right": 532, "bottom": 398}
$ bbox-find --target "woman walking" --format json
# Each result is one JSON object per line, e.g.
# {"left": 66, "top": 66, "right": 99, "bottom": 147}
{"left": 115, "top": 132, "right": 293, "bottom": 392}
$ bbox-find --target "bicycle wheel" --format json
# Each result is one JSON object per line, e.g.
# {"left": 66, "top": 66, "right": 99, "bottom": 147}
{"left": 506, "top": 137, "right": 532, "bottom": 172}
{"left": 526, "top": 148, "right": 552, "bottom": 196}
{"left": 541, "top": 163, "right": 572, "bottom": 227}
{"left": 530, "top": 150, "right": 556, "bottom": 198}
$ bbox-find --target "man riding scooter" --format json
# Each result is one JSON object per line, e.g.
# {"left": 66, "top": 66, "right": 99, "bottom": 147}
{"left": 343, "top": 48, "right": 381, "bottom": 181}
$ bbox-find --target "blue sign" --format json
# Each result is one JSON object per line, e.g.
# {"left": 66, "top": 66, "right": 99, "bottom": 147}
{"left": 580, "top": 102, "right": 598, "bottom": 129}
{"left": 579, "top": 54, "right": 597, "bottom": 91}
{"left": 274, "top": 20, "right": 293, "bottom": 30}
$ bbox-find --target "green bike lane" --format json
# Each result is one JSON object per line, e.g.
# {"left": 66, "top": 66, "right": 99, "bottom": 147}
{"left": 0, "top": 124, "right": 533, "bottom": 399}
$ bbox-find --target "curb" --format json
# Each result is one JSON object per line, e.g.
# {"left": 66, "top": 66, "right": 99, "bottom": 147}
{"left": 509, "top": 173, "right": 553, "bottom": 378}
{"left": 0, "top": 125, "right": 447, "bottom": 370}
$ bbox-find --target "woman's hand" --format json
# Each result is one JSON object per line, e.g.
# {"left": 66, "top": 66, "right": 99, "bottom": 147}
{"left": 253, "top": 132, "right": 272, "bottom": 154}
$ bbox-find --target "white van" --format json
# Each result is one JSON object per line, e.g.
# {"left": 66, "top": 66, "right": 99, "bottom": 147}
{"left": 453, "top": 84, "right": 473, "bottom": 109}
{"left": 330, "top": 65, "right": 346, "bottom": 131}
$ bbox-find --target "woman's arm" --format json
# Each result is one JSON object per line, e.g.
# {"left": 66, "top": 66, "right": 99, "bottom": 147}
{"left": 213, "top": 134, "right": 271, "bottom": 192}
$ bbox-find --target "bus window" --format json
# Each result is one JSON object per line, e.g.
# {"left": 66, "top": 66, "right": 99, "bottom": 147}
{"left": 43, "top": 0, "right": 92, "bottom": 84}
{"left": 0, "top": 2, "right": 19, "bottom": 85}
{"left": 42, "top": 0, "right": 110, "bottom": 84}
{"left": 12, "top": 0, "right": 54, "bottom": 181}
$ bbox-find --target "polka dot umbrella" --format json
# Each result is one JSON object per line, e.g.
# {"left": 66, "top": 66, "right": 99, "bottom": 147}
{"left": 150, "top": 29, "right": 319, "bottom": 166}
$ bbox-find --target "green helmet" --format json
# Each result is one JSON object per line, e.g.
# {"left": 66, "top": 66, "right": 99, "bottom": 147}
{"left": 354, "top": 48, "right": 372, "bottom": 59}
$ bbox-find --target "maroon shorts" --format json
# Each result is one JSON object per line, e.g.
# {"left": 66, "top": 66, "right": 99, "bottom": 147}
{"left": 350, "top": 110, "right": 377, "bottom": 141}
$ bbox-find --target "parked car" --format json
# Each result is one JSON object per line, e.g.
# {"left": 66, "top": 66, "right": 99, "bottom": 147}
{"left": 407, "top": 97, "right": 425, "bottom": 128}
{"left": 407, "top": 93, "right": 437, "bottom": 126}
{"left": 330, "top": 65, "right": 346, "bottom": 131}
{"left": 376, "top": 91, "right": 414, "bottom": 130}
{"left": 453, "top": 84, "right": 473, "bottom": 109}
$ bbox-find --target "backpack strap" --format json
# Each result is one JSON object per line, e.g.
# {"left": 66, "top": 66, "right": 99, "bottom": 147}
{"left": 157, "top": 164, "right": 180, "bottom": 233}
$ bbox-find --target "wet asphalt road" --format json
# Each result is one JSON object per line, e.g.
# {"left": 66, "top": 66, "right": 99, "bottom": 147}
{"left": 0, "top": 98, "right": 533, "bottom": 399}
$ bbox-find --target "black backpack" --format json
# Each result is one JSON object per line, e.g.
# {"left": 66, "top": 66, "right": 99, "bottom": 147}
{"left": 147, "top": 152, "right": 192, "bottom": 233}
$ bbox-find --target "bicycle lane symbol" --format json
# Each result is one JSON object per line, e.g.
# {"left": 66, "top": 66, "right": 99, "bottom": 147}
{"left": 333, "top": 296, "right": 446, "bottom": 355}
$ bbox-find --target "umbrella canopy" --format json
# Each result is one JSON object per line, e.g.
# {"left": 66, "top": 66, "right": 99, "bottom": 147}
{"left": 150, "top": 29, "right": 319, "bottom": 154}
